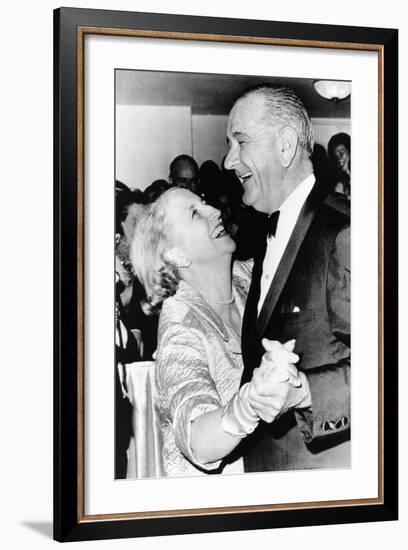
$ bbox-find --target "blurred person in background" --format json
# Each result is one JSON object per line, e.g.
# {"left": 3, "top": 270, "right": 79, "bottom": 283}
{"left": 198, "top": 159, "right": 222, "bottom": 203}
{"left": 115, "top": 181, "right": 143, "bottom": 478}
{"left": 144, "top": 179, "right": 172, "bottom": 204}
{"left": 328, "top": 132, "right": 351, "bottom": 200}
{"left": 169, "top": 154, "right": 200, "bottom": 194}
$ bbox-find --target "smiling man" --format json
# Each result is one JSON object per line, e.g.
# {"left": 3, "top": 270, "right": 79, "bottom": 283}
{"left": 225, "top": 85, "right": 351, "bottom": 472}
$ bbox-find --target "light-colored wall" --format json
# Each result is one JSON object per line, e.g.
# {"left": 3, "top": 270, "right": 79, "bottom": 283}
{"left": 116, "top": 110, "right": 351, "bottom": 185}
{"left": 116, "top": 105, "right": 192, "bottom": 190}
{"left": 312, "top": 118, "right": 351, "bottom": 148}
{"left": 192, "top": 114, "right": 229, "bottom": 166}
{"left": 191, "top": 115, "right": 351, "bottom": 165}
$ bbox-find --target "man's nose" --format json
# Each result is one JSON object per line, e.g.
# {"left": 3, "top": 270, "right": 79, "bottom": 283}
{"left": 224, "top": 145, "right": 237, "bottom": 170}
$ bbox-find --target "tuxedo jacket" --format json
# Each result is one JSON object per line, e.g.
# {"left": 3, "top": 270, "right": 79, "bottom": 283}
{"left": 241, "top": 181, "right": 350, "bottom": 471}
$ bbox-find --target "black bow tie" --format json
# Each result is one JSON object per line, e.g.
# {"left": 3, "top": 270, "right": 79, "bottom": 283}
{"left": 267, "top": 210, "right": 280, "bottom": 238}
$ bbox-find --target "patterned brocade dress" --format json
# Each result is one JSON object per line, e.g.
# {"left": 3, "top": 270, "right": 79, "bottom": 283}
{"left": 155, "top": 260, "right": 252, "bottom": 477}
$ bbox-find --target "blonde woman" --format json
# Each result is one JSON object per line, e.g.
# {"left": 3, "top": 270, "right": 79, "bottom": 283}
{"left": 130, "top": 187, "right": 311, "bottom": 477}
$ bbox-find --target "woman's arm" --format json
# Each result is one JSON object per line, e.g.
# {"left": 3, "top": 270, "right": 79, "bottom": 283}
{"left": 156, "top": 322, "right": 229, "bottom": 470}
{"left": 157, "top": 321, "right": 255, "bottom": 468}
{"left": 191, "top": 348, "right": 310, "bottom": 464}
{"left": 190, "top": 408, "right": 240, "bottom": 464}
{"left": 157, "top": 322, "right": 306, "bottom": 468}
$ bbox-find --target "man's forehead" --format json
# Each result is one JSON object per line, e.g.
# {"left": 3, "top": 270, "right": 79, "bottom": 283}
{"left": 173, "top": 161, "right": 197, "bottom": 175}
{"left": 178, "top": 166, "right": 195, "bottom": 176}
{"left": 228, "top": 94, "right": 266, "bottom": 131}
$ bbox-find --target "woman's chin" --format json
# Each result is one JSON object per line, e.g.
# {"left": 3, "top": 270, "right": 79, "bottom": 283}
{"left": 213, "top": 235, "right": 236, "bottom": 256}
{"left": 224, "top": 235, "right": 237, "bottom": 253}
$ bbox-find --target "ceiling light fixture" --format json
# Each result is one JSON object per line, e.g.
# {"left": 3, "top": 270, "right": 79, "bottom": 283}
{"left": 313, "top": 80, "right": 351, "bottom": 102}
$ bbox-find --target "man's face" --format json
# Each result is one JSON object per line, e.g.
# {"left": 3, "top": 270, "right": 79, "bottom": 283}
{"left": 224, "top": 95, "right": 284, "bottom": 214}
{"left": 170, "top": 162, "right": 199, "bottom": 193}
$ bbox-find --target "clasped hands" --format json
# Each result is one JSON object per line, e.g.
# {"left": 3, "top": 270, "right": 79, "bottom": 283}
{"left": 247, "top": 339, "right": 312, "bottom": 423}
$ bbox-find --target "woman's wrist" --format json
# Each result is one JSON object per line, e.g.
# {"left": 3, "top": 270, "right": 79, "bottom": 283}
{"left": 221, "top": 383, "right": 260, "bottom": 438}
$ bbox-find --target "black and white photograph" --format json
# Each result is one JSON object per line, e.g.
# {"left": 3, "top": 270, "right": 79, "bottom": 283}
{"left": 114, "top": 69, "right": 351, "bottom": 480}
{"left": 51, "top": 5, "right": 398, "bottom": 543}
{"left": 0, "top": 0, "right": 403, "bottom": 546}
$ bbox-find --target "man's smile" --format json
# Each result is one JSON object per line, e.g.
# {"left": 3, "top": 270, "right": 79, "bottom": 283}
{"left": 237, "top": 171, "right": 253, "bottom": 184}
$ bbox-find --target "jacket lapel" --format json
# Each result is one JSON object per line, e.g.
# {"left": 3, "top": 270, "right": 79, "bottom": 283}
{"left": 254, "top": 181, "right": 325, "bottom": 343}
{"left": 241, "top": 230, "right": 267, "bottom": 363}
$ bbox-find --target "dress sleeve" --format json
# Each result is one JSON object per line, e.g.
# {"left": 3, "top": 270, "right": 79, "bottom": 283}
{"left": 155, "top": 322, "right": 224, "bottom": 471}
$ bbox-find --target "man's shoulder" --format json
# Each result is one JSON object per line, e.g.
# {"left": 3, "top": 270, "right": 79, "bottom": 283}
{"left": 309, "top": 189, "right": 350, "bottom": 240}
{"left": 322, "top": 192, "right": 350, "bottom": 221}
{"left": 301, "top": 189, "right": 350, "bottom": 254}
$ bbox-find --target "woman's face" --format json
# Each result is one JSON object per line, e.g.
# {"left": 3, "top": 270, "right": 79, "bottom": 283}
{"left": 333, "top": 143, "right": 350, "bottom": 172}
{"left": 162, "top": 188, "right": 236, "bottom": 266}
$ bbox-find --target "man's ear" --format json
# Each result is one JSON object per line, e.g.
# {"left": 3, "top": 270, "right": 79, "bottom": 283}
{"left": 280, "top": 126, "right": 298, "bottom": 167}
{"left": 164, "top": 247, "right": 191, "bottom": 268}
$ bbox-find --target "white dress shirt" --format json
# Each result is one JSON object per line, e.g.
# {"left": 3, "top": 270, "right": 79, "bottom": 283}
{"left": 257, "top": 174, "right": 316, "bottom": 315}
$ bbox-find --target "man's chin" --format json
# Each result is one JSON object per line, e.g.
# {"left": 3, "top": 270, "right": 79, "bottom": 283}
{"left": 243, "top": 194, "right": 272, "bottom": 214}
{"left": 243, "top": 192, "right": 264, "bottom": 212}
{"left": 242, "top": 190, "right": 254, "bottom": 207}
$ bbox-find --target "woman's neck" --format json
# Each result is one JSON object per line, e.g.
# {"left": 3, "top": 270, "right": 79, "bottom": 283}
{"left": 181, "top": 258, "right": 233, "bottom": 312}
{"left": 182, "top": 257, "right": 242, "bottom": 336}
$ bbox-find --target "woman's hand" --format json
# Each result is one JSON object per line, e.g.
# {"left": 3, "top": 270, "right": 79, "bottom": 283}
{"left": 206, "top": 340, "right": 311, "bottom": 460}
{"left": 259, "top": 339, "right": 302, "bottom": 387}
{"left": 247, "top": 339, "right": 311, "bottom": 423}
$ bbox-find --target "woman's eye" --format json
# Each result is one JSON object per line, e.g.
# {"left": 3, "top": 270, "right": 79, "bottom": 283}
{"left": 192, "top": 208, "right": 199, "bottom": 218}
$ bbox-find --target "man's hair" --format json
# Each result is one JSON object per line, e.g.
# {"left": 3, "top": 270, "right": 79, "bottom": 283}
{"left": 236, "top": 84, "right": 315, "bottom": 156}
{"left": 169, "top": 154, "right": 199, "bottom": 176}
{"left": 130, "top": 188, "right": 180, "bottom": 315}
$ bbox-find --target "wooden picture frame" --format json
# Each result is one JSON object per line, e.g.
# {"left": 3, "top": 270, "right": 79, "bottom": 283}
{"left": 54, "top": 7, "right": 398, "bottom": 542}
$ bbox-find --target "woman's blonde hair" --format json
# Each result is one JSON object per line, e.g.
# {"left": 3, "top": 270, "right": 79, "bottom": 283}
{"left": 130, "top": 189, "right": 180, "bottom": 315}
